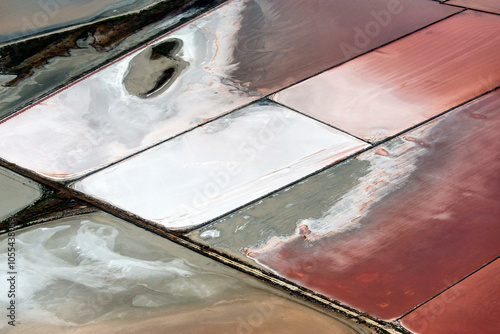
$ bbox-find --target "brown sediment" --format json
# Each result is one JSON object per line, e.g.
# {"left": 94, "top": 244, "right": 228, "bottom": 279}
{"left": 150, "top": 39, "right": 182, "bottom": 59}
{"left": 249, "top": 90, "right": 500, "bottom": 320}
{"left": 0, "top": 0, "right": 220, "bottom": 87}
{"left": 402, "top": 258, "right": 500, "bottom": 334}
{"left": 123, "top": 38, "right": 189, "bottom": 98}
{"left": 145, "top": 67, "right": 176, "bottom": 95}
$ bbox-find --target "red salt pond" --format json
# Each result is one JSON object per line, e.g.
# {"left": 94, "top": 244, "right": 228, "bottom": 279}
{"left": 249, "top": 90, "right": 500, "bottom": 320}
{"left": 401, "top": 258, "right": 500, "bottom": 334}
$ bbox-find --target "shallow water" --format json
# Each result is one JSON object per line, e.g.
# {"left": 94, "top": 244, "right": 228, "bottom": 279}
{"left": 0, "top": 166, "right": 42, "bottom": 221}
{"left": 0, "top": 0, "right": 158, "bottom": 44}
{"left": 0, "top": 212, "right": 363, "bottom": 333}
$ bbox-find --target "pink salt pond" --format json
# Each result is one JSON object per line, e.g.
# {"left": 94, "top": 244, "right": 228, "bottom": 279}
{"left": 272, "top": 10, "right": 500, "bottom": 142}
